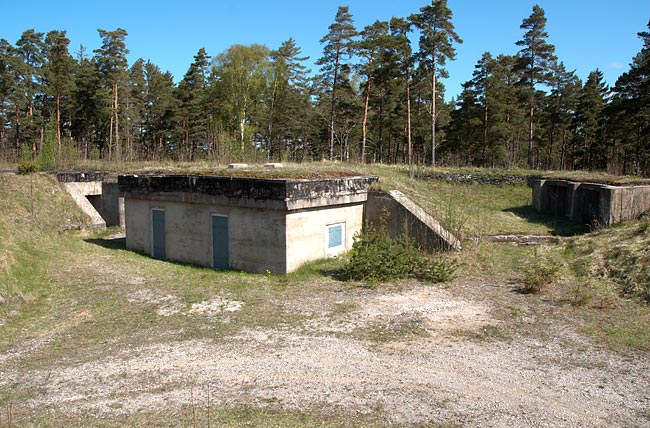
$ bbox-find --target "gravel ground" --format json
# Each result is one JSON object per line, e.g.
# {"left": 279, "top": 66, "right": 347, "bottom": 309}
{"left": 2, "top": 281, "right": 649, "bottom": 427}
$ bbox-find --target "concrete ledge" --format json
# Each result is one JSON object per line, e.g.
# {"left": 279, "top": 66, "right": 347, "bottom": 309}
{"left": 365, "top": 190, "right": 461, "bottom": 252}
{"left": 118, "top": 174, "right": 379, "bottom": 211}
{"left": 62, "top": 182, "right": 106, "bottom": 229}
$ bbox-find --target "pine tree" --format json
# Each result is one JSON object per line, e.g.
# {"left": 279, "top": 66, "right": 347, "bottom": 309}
{"left": 485, "top": 54, "right": 526, "bottom": 167}
{"left": 43, "top": 30, "right": 76, "bottom": 162}
{"left": 516, "top": 5, "right": 557, "bottom": 169}
{"left": 388, "top": 17, "right": 414, "bottom": 165}
{"left": 0, "top": 39, "right": 16, "bottom": 158}
{"left": 573, "top": 69, "right": 608, "bottom": 170}
{"left": 611, "top": 21, "right": 650, "bottom": 175}
{"left": 127, "top": 58, "right": 147, "bottom": 160}
{"left": 409, "top": 0, "right": 462, "bottom": 166}
{"left": 267, "top": 38, "right": 311, "bottom": 161}
{"left": 94, "top": 28, "right": 129, "bottom": 161}
{"left": 70, "top": 46, "right": 101, "bottom": 159}
{"left": 316, "top": 6, "right": 358, "bottom": 161}
{"left": 358, "top": 20, "right": 389, "bottom": 163}
{"left": 14, "top": 29, "right": 45, "bottom": 155}
{"left": 176, "top": 48, "right": 211, "bottom": 160}
{"left": 143, "top": 61, "right": 175, "bottom": 160}
{"left": 541, "top": 62, "right": 581, "bottom": 170}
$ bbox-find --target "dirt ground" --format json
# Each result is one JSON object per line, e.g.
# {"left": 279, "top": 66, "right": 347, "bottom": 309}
{"left": 2, "top": 274, "right": 649, "bottom": 427}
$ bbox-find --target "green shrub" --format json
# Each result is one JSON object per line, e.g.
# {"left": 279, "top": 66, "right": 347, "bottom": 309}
{"left": 343, "top": 211, "right": 456, "bottom": 285}
{"left": 17, "top": 161, "right": 39, "bottom": 175}
{"left": 520, "top": 257, "right": 561, "bottom": 294}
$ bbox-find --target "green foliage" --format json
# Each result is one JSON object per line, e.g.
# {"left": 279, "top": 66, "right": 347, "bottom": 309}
{"left": 16, "top": 160, "right": 38, "bottom": 175}
{"left": 343, "top": 210, "right": 456, "bottom": 285}
{"left": 36, "top": 123, "right": 57, "bottom": 170}
{"left": 520, "top": 255, "right": 561, "bottom": 294}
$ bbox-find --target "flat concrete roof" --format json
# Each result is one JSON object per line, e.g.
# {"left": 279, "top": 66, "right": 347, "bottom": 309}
{"left": 118, "top": 173, "right": 379, "bottom": 211}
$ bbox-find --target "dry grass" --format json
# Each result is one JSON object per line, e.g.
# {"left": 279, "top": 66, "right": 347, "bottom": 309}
{"left": 541, "top": 170, "right": 650, "bottom": 186}
{"left": 1, "top": 167, "right": 649, "bottom": 426}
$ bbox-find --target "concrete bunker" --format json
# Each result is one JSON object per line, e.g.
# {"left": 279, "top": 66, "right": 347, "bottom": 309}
{"left": 57, "top": 171, "right": 125, "bottom": 229}
{"left": 118, "top": 173, "right": 379, "bottom": 274}
{"left": 532, "top": 178, "right": 650, "bottom": 226}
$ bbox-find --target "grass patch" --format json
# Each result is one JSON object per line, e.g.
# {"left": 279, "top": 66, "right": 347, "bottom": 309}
{"left": 13, "top": 404, "right": 459, "bottom": 428}
{"left": 2, "top": 164, "right": 650, "bottom": 425}
{"left": 356, "top": 316, "right": 430, "bottom": 344}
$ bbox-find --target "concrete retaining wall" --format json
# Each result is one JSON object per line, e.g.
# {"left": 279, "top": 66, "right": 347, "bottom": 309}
{"left": 532, "top": 179, "right": 650, "bottom": 226}
{"left": 364, "top": 191, "right": 461, "bottom": 252}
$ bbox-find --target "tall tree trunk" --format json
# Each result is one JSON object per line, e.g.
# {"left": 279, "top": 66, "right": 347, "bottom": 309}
{"left": 361, "top": 60, "right": 372, "bottom": 163}
{"left": 547, "top": 123, "right": 555, "bottom": 170}
{"left": 14, "top": 105, "right": 20, "bottom": 154}
{"left": 328, "top": 54, "right": 340, "bottom": 161}
{"left": 406, "top": 69, "right": 412, "bottom": 166}
{"left": 560, "top": 128, "right": 567, "bottom": 170}
{"left": 56, "top": 93, "right": 62, "bottom": 163}
{"left": 108, "top": 110, "right": 114, "bottom": 161}
{"left": 113, "top": 80, "right": 120, "bottom": 161}
{"left": 431, "top": 66, "right": 437, "bottom": 166}
{"left": 527, "top": 94, "right": 534, "bottom": 168}
{"left": 482, "top": 101, "right": 489, "bottom": 167}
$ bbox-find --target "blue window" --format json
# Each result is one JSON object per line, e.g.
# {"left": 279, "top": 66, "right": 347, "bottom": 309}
{"left": 327, "top": 223, "right": 345, "bottom": 253}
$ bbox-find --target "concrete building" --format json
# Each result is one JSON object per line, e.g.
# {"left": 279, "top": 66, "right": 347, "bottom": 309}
{"left": 57, "top": 171, "right": 124, "bottom": 229}
{"left": 118, "top": 173, "right": 378, "bottom": 274}
{"left": 531, "top": 179, "right": 650, "bottom": 226}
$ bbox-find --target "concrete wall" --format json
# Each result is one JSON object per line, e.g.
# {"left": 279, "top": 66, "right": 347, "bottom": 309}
{"left": 60, "top": 180, "right": 124, "bottom": 229}
{"left": 125, "top": 198, "right": 288, "bottom": 273}
{"left": 532, "top": 179, "right": 650, "bottom": 226}
{"left": 62, "top": 182, "right": 106, "bottom": 229}
{"left": 100, "top": 182, "right": 125, "bottom": 227}
{"left": 124, "top": 196, "right": 366, "bottom": 274}
{"left": 365, "top": 191, "right": 461, "bottom": 252}
{"left": 285, "top": 204, "right": 364, "bottom": 273}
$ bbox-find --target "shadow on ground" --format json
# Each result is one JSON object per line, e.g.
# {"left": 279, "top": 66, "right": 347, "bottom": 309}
{"left": 505, "top": 205, "right": 589, "bottom": 236}
{"left": 84, "top": 236, "right": 127, "bottom": 250}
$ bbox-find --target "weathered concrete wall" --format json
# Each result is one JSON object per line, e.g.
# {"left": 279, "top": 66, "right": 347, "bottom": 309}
{"left": 118, "top": 175, "right": 377, "bottom": 210}
{"left": 125, "top": 195, "right": 367, "bottom": 274}
{"left": 285, "top": 204, "right": 364, "bottom": 273}
{"left": 124, "top": 197, "right": 289, "bottom": 274}
{"left": 365, "top": 191, "right": 461, "bottom": 252}
{"left": 62, "top": 182, "right": 106, "bottom": 229}
{"left": 100, "top": 182, "right": 125, "bottom": 227}
{"left": 58, "top": 176, "right": 124, "bottom": 228}
{"left": 532, "top": 179, "right": 650, "bottom": 226}
{"left": 120, "top": 173, "right": 377, "bottom": 274}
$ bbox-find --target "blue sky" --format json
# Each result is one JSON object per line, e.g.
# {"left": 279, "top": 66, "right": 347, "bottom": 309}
{"left": 3, "top": 0, "right": 649, "bottom": 100}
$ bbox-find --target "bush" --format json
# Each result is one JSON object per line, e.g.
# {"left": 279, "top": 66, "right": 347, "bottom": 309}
{"left": 343, "top": 211, "right": 457, "bottom": 285}
{"left": 17, "top": 161, "right": 39, "bottom": 175}
{"left": 520, "top": 257, "right": 561, "bottom": 294}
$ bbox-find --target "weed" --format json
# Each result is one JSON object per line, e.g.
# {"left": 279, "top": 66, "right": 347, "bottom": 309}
{"left": 330, "top": 301, "right": 357, "bottom": 317}
{"left": 519, "top": 250, "right": 562, "bottom": 294}
{"left": 507, "top": 304, "right": 523, "bottom": 318}
{"left": 358, "top": 316, "right": 429, "bottom": 343}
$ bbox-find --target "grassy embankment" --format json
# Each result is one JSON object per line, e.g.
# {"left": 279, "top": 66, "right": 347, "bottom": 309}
{"left": 0, "top": 164, "right": 648, "bottom": 426}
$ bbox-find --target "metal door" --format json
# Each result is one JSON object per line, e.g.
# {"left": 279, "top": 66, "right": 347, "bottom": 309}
{"left": 152, "top": 209, "right": 166, "bottom": 260}
{"left": 212, "top": 215, "right": 229, "bottom": 269}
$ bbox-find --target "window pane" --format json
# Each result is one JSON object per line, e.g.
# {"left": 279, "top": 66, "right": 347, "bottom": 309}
{"left": 328, "top": 224, "right": 342, "bottom": 248}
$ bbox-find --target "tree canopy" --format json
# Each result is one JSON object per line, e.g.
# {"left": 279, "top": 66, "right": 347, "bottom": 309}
{"left": 0, "top": 7, "right": 648, "bottom": 176}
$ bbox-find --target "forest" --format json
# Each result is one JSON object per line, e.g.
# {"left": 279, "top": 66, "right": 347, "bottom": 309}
{"left": 0, "top": 1, "right": 649, "bottom": 175}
